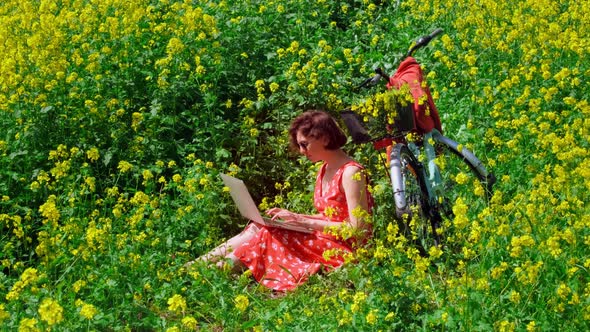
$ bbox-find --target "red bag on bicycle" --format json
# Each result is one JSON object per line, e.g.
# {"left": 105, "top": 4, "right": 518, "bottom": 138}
{"left": 386, "top": 57, "right": 443, "bottom": 135}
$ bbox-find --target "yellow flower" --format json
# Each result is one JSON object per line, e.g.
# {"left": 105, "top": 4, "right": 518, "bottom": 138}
{"left": 118, "top": 161, "right": 133, "bottom": 173}
{"left": 258, "top": 197, "right": 270, "bottom": 210}
{"left": 167, "top": 294, "right": 187, "bottom": 313}
{"left": 6, "top": 268, "right": 39, "bottom": 301}
{"left": 557, "top": 283, "right": 571, "bottom": 299}
{"left": 72, "top": 279, "right": 86, "bottom": 293}
{"left": 496, "top": 320, "right": 515, "bottom": 332}
{"left": 372, "top": 244, "right": 389, "bottom": 261}
{"left": 324, "top": 206, "right": 336, "bottom": 218}
{"left": 366, "top": 309, "right": 378, "bottom": 325}
{"left": 0, "top": 304, "right": 9, "bottom": 323}
{"left": 30, "top": 181, "right": 40, "bottom": 191}
{"left": 84, "top": 176, "right": 96, "bottom": 192}
{"left": 18, "top": 317, "right": 39, "bottom": 332}
{"left": 234, "top": 294, "right": 249, "bottom": 312}
{"left": 509, "top": 290, "right": 521, "bottom": 304}
{"left": 130, "top": 191, "right": 150, "bottom": 205}
{"left": 455, "top": 172, "right": 469, "bottom": 185}
{"left": 352, "top": 172, "right": 362, "bottom": 181}
{"left": 473, "top": 182, "right": 485, "bottom": 197}
{"left": 250, "top": 128, "right": 259, "bottom": 137}
{"left": 385, "top": 311, "right": 396, "bottom": 321}
{"left": 526, "top": 321, "right": 537, "bottom": 332}
{"left": 428, "top": 245, "right": 444, "bottom": 259}
{"left": 452, "top": 197, "right": 469, "bottom": 229}
{"left": 142, "top": 169, "right": 154, "bottom": 182}
{"left": 38, "top": 298, "right": 64, "bottom": 326}
{"left": 182, "top": 316, "right": 198, "bottom": 329}
{"left": 39, "top": 195, "right": 60, "bottom": 226}
{"left": 515, "top": 260, "right": 544, "bottom": 285}
{"left": 321, "top": 248, "right": 336, "bottom": 261}
{"left": 289, "top": 41, "right": 300, "bottom": 53}
{"left": 80, "top": 303, "right": 99, "bottom": 320}
{"left": 269, "top": 82, "right": 279, "bottom": 93}
{"left": 338, "top": 309, "right": 352, "bottom": 326}
{"left": 131, "top": 112, "right": 143, "bottom": 131}
{"left": 172, "top": 174, "right": 182, "bottom": 183}
{"left": 86, "top": 147, "right": 100, "bottom": 162}
{"left": 510, "top": 235, "right": 535, "bottom": 258}
{"left": 166, "top": 37, "right": 185, "bottom": 56}
{"left": 50, "top": 160, "right": 71, "bottom": 180}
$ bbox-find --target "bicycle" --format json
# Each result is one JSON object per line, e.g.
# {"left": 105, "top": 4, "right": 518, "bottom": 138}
{"left": 341, "top": 29, "right": 496, "bottom": 254}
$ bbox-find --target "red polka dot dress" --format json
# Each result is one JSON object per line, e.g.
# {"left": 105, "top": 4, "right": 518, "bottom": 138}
{"left": 233, "top": 161, "right": 373, "bottom": 291}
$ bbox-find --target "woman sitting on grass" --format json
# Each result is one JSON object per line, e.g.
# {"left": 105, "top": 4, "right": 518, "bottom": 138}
{"left": 187, "top": 110, "right": 373, "bottom": 291}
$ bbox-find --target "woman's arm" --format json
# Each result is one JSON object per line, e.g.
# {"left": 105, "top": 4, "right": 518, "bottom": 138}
{"left": 340, "top": 165, "right": 371, "bottom": 231}
{"left": 266, "top": 166, "right": 371, "bottom": 233}
{"left": 266, "top": 209, "right": 333, "bottom": 231}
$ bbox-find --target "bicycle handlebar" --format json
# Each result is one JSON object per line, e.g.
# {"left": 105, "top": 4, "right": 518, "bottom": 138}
{"left": 357, "top": 67, "right": 389, "bottom": 89}
{"left": 405, "top": 28, "right": 443, "bottom": 58}
{"left": 357, "top": 28, "right": 443, "bottom": 90}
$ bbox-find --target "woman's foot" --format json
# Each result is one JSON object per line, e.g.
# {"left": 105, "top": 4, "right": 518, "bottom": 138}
{"left": 185, "top": 223, "right": 261, "bottom": 268}
{"left": 216, "top": 253, "right": 246, "bottom": 274}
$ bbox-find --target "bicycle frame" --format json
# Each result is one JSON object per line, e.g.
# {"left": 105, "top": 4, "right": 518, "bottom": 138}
{"left": 392, "top": 128, "right": 493, "bottom": 210}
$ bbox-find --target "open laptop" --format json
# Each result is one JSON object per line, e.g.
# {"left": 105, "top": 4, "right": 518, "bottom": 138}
{"left": 220, "top": 173, "right": 314, "bottom": 233}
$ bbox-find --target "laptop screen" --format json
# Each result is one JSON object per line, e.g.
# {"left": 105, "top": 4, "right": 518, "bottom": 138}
{"left": 220, "top": 173, "right": 265, "bottom": 224}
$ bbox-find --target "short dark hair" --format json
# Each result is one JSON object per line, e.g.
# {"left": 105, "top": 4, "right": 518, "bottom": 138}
{"left": 289, "top": 110, "right": 347, "bottom": 150}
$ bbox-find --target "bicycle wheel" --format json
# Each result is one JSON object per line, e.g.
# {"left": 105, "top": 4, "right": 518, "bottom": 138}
{"left": 389, "top": 143, "right": 441, "bottom": 252}
{"left": 433, "top": 134, "right": 496, "bottom": 219}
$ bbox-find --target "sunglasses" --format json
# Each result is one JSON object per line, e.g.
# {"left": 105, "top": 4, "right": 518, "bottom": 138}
{"left": 297, "top": 141, "right": 310, "bottom": 150}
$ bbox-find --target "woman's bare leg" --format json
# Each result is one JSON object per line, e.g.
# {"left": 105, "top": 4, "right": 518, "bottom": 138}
{"left": 185, "top": 223, "right": 261, "bottom": 267}
{"left": 219, "top": 252, "right": 246, "bottom": 273}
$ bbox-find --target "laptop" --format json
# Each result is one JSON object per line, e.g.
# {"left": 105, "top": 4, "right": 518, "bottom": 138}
{"left": 220, "top": 173, "right": 314, "bottom": 234}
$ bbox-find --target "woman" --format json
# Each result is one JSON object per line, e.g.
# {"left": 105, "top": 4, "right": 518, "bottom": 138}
{"left": 189, "top": 110, "right": 373, "bottom": 291}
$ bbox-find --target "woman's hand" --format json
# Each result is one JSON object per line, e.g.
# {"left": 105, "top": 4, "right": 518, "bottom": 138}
{"left": 266, "top": 208, "right": 300, "bottom": 223}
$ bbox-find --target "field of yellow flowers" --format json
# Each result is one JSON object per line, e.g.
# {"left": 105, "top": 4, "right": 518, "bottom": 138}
{"left": 0, "top": 0, "right": 588, "bottom": 330}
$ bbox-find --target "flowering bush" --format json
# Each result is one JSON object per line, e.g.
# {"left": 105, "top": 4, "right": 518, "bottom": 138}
{"left": 0, "top": 0, "right": 588, "bottom": 330}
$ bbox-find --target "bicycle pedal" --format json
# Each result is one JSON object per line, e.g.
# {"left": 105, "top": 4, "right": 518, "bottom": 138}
{"left": 486, "top": 173, "right": 497, "bottom": 187}
{"left": 485, "top": 173, "right": 496, "bottom": 195}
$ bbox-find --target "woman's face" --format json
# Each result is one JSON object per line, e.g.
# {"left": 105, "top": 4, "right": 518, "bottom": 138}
{"left": 295, "top": 131, "right": 326, "bottom": 162}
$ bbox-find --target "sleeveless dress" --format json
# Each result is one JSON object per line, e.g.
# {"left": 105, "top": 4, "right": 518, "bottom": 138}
{"left": 233, "top": 161, "right": 373, "bottom": 291}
